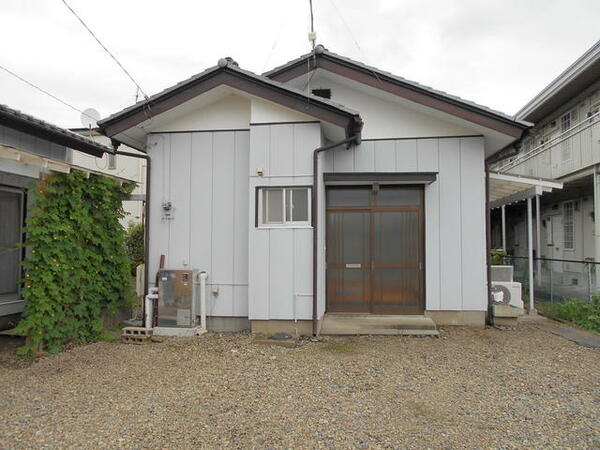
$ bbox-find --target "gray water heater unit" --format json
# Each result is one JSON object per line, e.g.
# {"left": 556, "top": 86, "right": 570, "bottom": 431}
{"left": 157, "top": 269, "right": 198, "bottom": 328}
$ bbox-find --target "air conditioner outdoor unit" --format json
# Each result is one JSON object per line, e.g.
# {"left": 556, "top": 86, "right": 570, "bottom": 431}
{"left": 491, "top": 281, "right": 524, "bottom": 309}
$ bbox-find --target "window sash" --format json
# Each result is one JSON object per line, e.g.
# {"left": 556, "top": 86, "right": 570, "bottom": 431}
{"left": 258, "top": 187, "right": 310, "bottom": 227}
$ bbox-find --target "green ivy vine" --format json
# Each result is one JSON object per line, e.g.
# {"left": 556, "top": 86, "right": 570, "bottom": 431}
{"left": 15, "top": 170, "right": 136, "bottom": 355}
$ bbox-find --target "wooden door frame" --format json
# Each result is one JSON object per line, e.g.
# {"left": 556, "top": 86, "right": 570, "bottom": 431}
{"left": 325, "top": 184, "right": 426, "bottom": 314}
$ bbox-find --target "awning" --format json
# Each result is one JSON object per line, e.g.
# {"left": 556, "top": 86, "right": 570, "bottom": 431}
{"left": 0, "top": 144, "right": 134, "bottom": 184}
{"left": 489, "top": 171, "right": 563, "bottom": 208}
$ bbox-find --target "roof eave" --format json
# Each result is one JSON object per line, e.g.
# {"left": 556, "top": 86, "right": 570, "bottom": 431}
{"left": 99, "top": 64, "right": 361, "bottom": 140}
{"left": 265, "top": 50, "right": 530, "bottom": 138}
{"left": 515, "top": 40, "right": 600, "bottom": 120}
{"left": 0, "top": 106, "right": 112, "bottom": 157}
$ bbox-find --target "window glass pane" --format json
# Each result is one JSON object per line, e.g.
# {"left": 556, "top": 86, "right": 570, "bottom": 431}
{"left": 263, "top": 189, "right": 283, "bottom": 223}
{"left": 327, "top": 187, "right": 371, "bottom": 207}
{"left": 291, "top": 188, "right": 309, "bottom": 221}
{"left": 0, "top": 190, "right": 22, "bottom": 295}
{"left": 376, "top": 186, "right": 422, "bottom": 206}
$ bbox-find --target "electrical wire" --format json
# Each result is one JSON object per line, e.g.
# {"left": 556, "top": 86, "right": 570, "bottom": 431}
{"left": 327, "top": 0, "right": 385, "bottom": 88}
{"left": 261, "top": 13, "right": 288, "bottom": 73}
{"left": 0, "top": 64, "right": 91, "bottom": 121}
{"left": 60, "top": 0, "right": 149, "bottom": 100}
{"left": 0, "top": 63, "right": 147, "bottom": 148}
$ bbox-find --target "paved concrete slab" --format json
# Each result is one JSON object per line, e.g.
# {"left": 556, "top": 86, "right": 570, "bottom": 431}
{"left": 544, "top": 326, "right": 600, "bottom": 349}
{"left": 321, "top": 314, "right": 438, "bottom": 336}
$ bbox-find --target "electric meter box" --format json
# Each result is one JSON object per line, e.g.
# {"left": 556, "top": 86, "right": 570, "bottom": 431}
{"left": 157, "top": 269, "right": 198, "bottom": 328}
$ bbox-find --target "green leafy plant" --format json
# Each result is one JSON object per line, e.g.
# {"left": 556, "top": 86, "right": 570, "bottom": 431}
{"left": 491, "top": 249, "right": 508, "bottom": 265}
{"left": 124, "top": 222, "right": 144, "bottom": 275}
{"left": 15, "top": 171, "right": 135, "bottom": 355}
{"left": 541, "top": 296, "right": 600, "bottom": 333}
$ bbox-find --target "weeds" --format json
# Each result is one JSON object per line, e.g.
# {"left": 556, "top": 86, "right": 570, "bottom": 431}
{"left": 541, "top": 296, "right": 600, "bottom": 333}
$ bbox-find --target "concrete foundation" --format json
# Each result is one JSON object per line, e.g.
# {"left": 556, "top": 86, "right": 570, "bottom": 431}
{"left": 424, "top": 310, "right": 486, "bottom": 327}
{"left": 205, "top": 316, "right": 250, "bottom": 332}
{"left": 251, "top": 320, "right": 314, "bottom": 336}
{"left": 320, "top": 313, "right": 439, "bottom": 336}
{"left": 252, "top": 311, "right": 486, "bottom": 336}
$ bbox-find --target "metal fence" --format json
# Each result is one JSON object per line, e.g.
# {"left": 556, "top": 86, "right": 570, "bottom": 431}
{"left": 505, "top": 255, "right": 600, "bottom": 303}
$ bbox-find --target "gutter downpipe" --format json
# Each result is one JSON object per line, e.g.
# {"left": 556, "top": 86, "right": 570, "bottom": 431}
{"left": 484, "top": 164, "right": 493, "bottom": 325}
{"left": 114, "top": 149, "right": 151, "bottom": 302}
{"left": 312, "top": 127, "right": 362, "bottom": 337}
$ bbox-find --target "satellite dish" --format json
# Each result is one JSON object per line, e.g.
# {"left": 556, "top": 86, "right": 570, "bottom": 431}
{"left": 80, "top": 108, "right": 101, "bottom": 129}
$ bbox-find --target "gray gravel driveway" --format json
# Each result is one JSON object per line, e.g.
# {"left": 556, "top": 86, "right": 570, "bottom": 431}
{"left": 1, "top": 325, "right": 598, "bottom": 449}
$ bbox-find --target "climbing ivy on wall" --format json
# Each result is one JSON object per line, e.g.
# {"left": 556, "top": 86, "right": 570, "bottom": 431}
{"left": 15, "top": 171, "right": 135, "bottom": 355}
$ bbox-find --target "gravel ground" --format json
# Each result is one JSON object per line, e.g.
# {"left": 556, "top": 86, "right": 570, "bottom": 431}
{"left": 0, "top": 325, "right": 598, "bottom": 449}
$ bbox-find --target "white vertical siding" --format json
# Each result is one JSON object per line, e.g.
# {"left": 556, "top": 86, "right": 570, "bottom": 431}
{"left": 438, "top": 138, "right": 462, "bottom": 310}
{"left": 459, "top": 137, "right": 487, "bottom": 310}
{"left": 247, "top": 122, "right": 321, "bottom": 320}
{"left": 168, "top": 133, "right": 192, "bottom": 267}
{"left": 417, "top": 139, "right": 441, "bottom": 310}
{"left": 147, "top": 130, "right": 249, "bottom": 317}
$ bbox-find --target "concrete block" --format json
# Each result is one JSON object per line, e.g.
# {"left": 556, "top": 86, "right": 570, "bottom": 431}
{"left": 492, "top": 305, "right": 524, "bottom": 318}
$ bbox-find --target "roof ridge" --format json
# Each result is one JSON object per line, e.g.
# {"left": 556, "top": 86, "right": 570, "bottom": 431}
{"left": 264, "top": 45, "right": 530, "bottom": 127}
{"left": 99, "top": 57, "right": 361, "bottom": 127}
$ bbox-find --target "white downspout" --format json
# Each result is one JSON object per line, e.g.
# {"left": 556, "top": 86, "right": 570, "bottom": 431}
{"left": 501, "top": 205, "right": 507, "bottom": 252}
{"left": 527, "top": 197, "right": 535, "bottom": 314}
{"left": 199, "top": 271, "right": 208, "bottom": 332}
{"left": 145, "top": 287, "right": 158, "bottom": 329}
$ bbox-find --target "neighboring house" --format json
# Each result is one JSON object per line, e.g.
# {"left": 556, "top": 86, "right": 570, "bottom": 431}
{"left": 0, "top": 104, "right": 114, "bottom": 326}
{"left": 491, "top": 40, "right": 600, "bottom": 296}
{"left": 69, "top": 128, "right": 146, "bottom": 227}
{"left": 98, "top": 46, "right": 528, "bottom": 335}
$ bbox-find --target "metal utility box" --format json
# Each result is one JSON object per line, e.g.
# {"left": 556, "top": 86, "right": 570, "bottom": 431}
{"left": 157, "top": 269, "right": 197, "bottom": 328}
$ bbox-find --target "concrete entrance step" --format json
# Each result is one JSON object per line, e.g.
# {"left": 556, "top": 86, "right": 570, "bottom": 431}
{"left": 320, "top": 313, "right": 438, "bottom": 336}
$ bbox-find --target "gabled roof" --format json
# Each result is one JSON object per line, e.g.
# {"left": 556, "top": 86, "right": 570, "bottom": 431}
{"left": 0, "top": 104, "right": 113, "bottom": 157}
{"left": 264, "top": 45, "right": 530, "bottom": 138}
{"left": 516, "top": 39, "right": 600, "bottom": 123}
{"left": 99, "top": 58, "right": 363, "bottom": 143}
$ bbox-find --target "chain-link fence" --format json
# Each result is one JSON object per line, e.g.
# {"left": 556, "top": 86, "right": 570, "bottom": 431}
{"left": 505, "top": 255, "right": 600, "bottom": 303}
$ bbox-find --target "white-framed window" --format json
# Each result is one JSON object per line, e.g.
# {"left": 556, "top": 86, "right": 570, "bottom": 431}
{"left": 563, "top": 201, "right": 575, "bottom": 250}
{"left": 257, "top": 187, "right": 311, "bottom": 227}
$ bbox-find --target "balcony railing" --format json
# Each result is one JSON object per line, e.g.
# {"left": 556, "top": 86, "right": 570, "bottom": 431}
{"left": 495, "top": 110, "right": 600, "bottom": 179}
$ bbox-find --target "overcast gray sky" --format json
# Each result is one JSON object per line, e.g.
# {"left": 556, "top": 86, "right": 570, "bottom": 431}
{"left": 1, "top": 0, "right": 598, "bottom": 128}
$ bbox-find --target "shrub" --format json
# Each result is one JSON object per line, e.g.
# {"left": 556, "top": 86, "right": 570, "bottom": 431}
{"left": 491, "top": 249, "right": 507, "bottom": 265}
{"left": 15, "top": 171, "right": 135, "bottom": 355}
{"left": 124, "top": 222, "right": 144, "bottom": 275}
{"left": 542, "top": 296, "right": 600, "bottom": 333}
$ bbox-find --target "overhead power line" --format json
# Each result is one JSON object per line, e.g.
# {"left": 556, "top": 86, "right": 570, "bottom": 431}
{"left": 327, "top": 0, "right": 385, "bottom": 88}
{"left": 0, "top": 64, "right": 89, "bottom": 119}
{"left": 0, "top": 64, "right": 146, "bottom": 148}
{"left": 60, "top": 0, "right": 149, "bottom": 100}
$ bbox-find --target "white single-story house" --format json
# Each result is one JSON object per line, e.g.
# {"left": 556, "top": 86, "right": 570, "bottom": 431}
{"left": 98, "top": 46, "right": 529, "bottom": 335}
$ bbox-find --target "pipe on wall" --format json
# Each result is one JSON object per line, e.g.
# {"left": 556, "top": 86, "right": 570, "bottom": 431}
{"left": 311, "top": 132, "right": 362, "bottom": 337}
{"left": 114, "top": 149, "right": 151, "bottom": 302}
{"left": 484, "top": 164, "right": 493, "bottom": 325}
